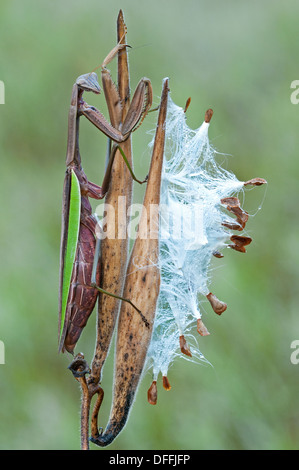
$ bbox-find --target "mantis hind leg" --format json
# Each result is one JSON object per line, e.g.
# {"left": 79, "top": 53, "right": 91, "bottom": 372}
{"left": 90, "top": 236, "right": 149, "bottom": 328}
{"left": 91, "top": 282, "right": 149, "bottom": 328}
{"left": 101, "top": 142, "right": 148, "bottom": 197}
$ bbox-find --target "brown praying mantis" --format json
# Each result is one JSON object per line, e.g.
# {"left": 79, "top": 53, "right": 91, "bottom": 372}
{"left": 58, "top": 37, "right": 153, "bottom": 354}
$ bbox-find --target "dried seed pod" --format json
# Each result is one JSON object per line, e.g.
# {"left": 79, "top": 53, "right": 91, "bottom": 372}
{"left": 206, "top": 292, "right": 227, "bottom": 315}
{"left": 89, "top": 11, "right": 152, "bottom": 384}
{"left": 91, "top": 78, "right": 169, "bottom": 447}
{"left": 88, "top": 12, "right": 134, "bottom": 383}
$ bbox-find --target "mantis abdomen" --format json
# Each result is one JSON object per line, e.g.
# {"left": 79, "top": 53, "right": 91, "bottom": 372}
{"left": 63, "top": 221, "right": 100, "bottom": 354}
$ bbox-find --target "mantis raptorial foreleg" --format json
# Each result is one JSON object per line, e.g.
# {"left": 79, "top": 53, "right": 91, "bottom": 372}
{"left": 78, "top": 76, "right": 152, "bottom": 143}
{"left": 77, "top": 33, "right": 153, "bottom": 144}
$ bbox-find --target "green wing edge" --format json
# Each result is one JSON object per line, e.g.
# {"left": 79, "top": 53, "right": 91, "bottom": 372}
{"left": 59, "top": 169, "right": 81, "bottom": 343}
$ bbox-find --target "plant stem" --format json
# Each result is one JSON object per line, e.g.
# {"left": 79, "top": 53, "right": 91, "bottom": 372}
{"left": 78, "top": 376, "right": 91, "bottom": 450}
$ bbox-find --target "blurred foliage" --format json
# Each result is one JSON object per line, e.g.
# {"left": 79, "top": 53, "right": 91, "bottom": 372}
{"left": 0, "top": 0, "right": 298, "bottom": 450}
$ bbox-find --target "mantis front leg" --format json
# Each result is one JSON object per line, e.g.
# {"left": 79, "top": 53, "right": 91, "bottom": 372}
{"left": 78, "top": 36, "right": 153, "bottom": 143}
{"left": 78, "top": 77, "right": 152, "bottom": 143}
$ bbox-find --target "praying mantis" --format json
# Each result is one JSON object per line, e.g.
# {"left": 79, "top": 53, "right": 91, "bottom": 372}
{"left": 58, "top": 36, "right": 153, "bottom": 354}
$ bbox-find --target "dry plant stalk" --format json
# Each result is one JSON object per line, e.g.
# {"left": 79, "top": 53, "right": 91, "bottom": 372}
{"left": 91, "top": 78, "right": 169, "bottom": 447}
{"left": 67, "top": 353, "right": 103, "bottom": 450}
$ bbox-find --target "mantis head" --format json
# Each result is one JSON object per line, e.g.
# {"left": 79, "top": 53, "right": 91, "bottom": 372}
{"left": 76, "top": 72, "right": 101, "bottom": 95}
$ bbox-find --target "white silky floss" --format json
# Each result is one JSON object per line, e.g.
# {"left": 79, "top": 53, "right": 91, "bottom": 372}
{"left": 145, "top": 96, "right": 245, "bottom": 389}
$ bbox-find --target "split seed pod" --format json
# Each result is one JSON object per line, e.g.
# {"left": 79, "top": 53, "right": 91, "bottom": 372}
{"left": 144, "top": 93, "right": 267, "bottom": 397}
{"left": 88, "top": 11, "right": 153, "bottom": 384}
{"left": 88, "top": 11, "right": 135, "bottom": 384}
{"left": 90, "top": 78, "right": 169, "bottom": 447}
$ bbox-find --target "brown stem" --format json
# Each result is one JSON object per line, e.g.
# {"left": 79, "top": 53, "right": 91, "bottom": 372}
{"left": 68, "top": 353, "right": 104, "bottom": 450}
{"left": 90, "top": 387, "right": 104, "bottom": 440}
{"left": 78, "top": 376, "right": 91, "bottom": 450}
{"left": 68, "top": 354, "right": 92, "bottom": 450}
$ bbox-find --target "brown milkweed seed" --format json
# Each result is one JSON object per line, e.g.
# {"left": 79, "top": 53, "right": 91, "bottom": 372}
{"left": 184, "top": 97, "right": 191, "bottom": 113}
{"left": 179, "top": 335, "right": 192, "bottom": 357}
{"left": 197, "top": 318, "right": 210, "bottom": 336}
{"left": 162, "top": 376, "right": 172, "bottom": 391}
{"left": 229, "top": 235, "right": 252, "bottom": 253}
{"left": 227, "top": 205, "right": 249, "bottom": 229}
{"left": 206, "top": 292, "right": 227, "bottom": 315}
{"left": 205, "top": 108, "right": 213, "bottom": 123}
{"left": 222, "top": 221, "right": 242, "bottom": 231}
{"left": 213, "top": 250, "right": 224, "bottom": 258}
{"left": 147, "top": 380, "right": 158, "bottom": 405}
{"left": 220, "top": 197, "right": 240, "bottom": 206}
{"left": 231, "top": 235, "right": 252, "bottom": 246}
{"left": 244, "top": 177, "right": 267, "bottom": 186}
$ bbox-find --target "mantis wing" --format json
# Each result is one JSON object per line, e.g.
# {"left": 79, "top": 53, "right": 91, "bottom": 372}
{"left": 58, "top": 169, "right": 81, "bottom": 351}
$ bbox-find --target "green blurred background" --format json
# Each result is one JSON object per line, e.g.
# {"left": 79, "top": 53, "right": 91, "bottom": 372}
{"left": 0, "top": 0, "right": 298, "bottom": 450}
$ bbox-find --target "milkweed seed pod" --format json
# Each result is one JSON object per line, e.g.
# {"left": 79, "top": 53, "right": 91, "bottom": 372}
{"left": 89, "top": 12, "right": 133, "bottom": 384}
{"left": 145, "top": 95, "right": 267, "bottom": 403}
{"left": 89, "top": 11, "right": 153, "bottom": 384}
{"left": 91, "top": 78, "right": 169, "bottom": 447}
